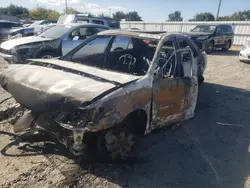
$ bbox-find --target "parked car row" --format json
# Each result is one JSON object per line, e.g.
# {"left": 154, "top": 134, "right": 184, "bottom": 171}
{"left": 0, "top": 23, "right": 110, "bottom": 63}
{"left": 0, "top": 29, "right": 207, "bottom": 159}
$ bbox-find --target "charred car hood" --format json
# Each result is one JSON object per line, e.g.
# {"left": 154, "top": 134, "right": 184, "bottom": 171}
{"left": 0, "top": 61, "right": 140, "bottom": 112}
{"left": 0, "top": 36, "right": 53, "bottom": 50}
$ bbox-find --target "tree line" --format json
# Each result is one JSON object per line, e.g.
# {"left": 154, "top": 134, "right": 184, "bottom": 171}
{"left": 168, "top": 10, "right": 250, "bottom": 21}
{"left": 0, "top": 4, "right": 142, "bottom": 21}
{"left": 1, "top": 4, "right": 249, "bottom": 22}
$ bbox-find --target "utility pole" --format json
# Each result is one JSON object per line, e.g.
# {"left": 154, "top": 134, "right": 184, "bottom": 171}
{"left": 216, "top": 0, "right": 222, "bottom": 20}
{"left": 109, "top": 9, "right": 112, "bottom": 18}
{"left": 65, "top": 0, "right": 68, "bottom": 14}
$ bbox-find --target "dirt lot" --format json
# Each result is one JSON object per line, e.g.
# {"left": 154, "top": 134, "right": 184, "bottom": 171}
{"left": 0, "top": 50, "right": 250, "bottom": 188}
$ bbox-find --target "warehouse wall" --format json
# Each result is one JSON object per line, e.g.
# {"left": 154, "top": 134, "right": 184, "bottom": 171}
{"left": 120, "top": 21, "right": 250, "bottom": 46}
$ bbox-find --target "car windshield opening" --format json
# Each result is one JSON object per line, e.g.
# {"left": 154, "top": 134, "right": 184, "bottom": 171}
{"left": 70, "top": 35, "right": 158, "bottom": 76}
{"left": 39, "top": 25, "right": 72, "bottom": 39}
{"left": 191, "top": 25, "right": 216, "bottom": 33}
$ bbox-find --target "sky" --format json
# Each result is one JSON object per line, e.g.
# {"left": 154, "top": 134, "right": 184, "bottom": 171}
{"left": 1, "top": 0, "right": 250, "bottom": 21}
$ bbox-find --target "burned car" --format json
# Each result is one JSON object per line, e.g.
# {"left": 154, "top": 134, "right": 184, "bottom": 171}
{"left": 0, "top": 30, "right": 207, "bottom": 159}
{"left": 0, "top": 23, "right": 110, "bottom": 64}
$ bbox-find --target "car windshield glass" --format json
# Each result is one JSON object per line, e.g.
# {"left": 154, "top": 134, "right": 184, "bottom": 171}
{"left": 57, "top": 15, "right": 74, "bottom": 24}
{"left": 39, "top": 25, "right": 72, "bottom": 39}
{"left": 28, "top": 20, "right": 43, "bottom": 28}
{"left": 70, "top": 35, "right": 158, "bottom": 76}
{"left": 191, "top": 25, "right": 216, "bottom": 33}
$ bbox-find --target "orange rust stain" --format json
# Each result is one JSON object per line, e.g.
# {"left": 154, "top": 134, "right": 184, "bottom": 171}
{"left": 154, "top": 78, "right": 185, "bottom": 117}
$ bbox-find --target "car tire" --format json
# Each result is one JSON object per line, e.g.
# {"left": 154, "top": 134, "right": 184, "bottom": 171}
{"left": 222, "top": 40, "right": 231, "bottom": 52}
{"left": 36, "top": 51, "right": 58, "bottom": 59}
{"left": 198, "top": 75, "right": 204, "bottom": 86}
{"left": 96, "top": 126, "right": 135, "bottom": 160}
{"left": 206, "top": 41, "right": 214, "bottom": 54}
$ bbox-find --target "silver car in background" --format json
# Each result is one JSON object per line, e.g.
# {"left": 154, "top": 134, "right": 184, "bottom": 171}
{"left": 239, "top": 39, "right": 250, "bottom": 63}
{"left": 0, "top": 23, "right": 110, "bottom": 63}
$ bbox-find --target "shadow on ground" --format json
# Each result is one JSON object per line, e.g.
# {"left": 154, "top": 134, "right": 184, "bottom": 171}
{"left": 1, "top": 82, "right": 250, "bottom": 188}
{"left": 211, "top": 50, "right": 240, "bottom": 57}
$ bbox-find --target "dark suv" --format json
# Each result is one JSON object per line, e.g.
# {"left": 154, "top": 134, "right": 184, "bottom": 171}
{"left": 185, "top": 24, "right": 234, "bottom": 53}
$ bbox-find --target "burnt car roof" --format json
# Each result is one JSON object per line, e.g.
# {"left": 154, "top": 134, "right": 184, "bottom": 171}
{"left": 98, "top": 29, "right": 167, "bottom": 40}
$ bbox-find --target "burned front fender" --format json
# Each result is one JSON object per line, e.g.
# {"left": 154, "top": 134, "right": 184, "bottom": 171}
{"left": 57, "top": 76, "right": 153, "bottom": 132}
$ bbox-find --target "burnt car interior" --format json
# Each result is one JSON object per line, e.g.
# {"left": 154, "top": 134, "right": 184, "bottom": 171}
{"left": 70, "top": 35, "right": 158, "bottom": 76}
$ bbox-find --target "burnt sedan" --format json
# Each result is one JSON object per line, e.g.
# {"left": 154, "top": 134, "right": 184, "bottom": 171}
{"left": 0, "top": 23, "right": 110, "bottom": 64}
{"left": 0, "top": 30, "right": 207, "bottom": 159}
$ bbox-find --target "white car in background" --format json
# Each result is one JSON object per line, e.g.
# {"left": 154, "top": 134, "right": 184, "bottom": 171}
{"left": 239, "top": 39, "right": 250, "bottom": 62}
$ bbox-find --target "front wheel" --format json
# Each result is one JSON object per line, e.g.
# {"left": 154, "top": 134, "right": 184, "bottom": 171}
{"left": 206, "top": 41, "right": 214, "bottom": 54}
{"left": 97, "top": 126, "right": 135, "bottom": 160}
{"left": 36, "top": 51, "right": 58, "bottom": 59}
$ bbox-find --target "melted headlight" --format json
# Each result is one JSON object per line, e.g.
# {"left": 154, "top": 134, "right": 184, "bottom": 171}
{"left": 60, "top": 107, "right": 105, "bottom": 127}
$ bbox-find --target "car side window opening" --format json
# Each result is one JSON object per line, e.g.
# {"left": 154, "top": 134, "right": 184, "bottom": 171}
{"left": 178, "top": 38, "right": 195, "bottom": 77}
{"left": 110, "top": 36, "right": 133, "bottom": 52}
{"left": 69, "top": 27, "right": 93, "bottom": 40}
{"left": 107, "top": 36, "right": 158, "bottom": 75}
{"left": 157, "top": 39, "right": 177, "bottom": 78}
{"left": 71, "top": 36, "right": 111, "bottom": 67}
{"left": 216, "top": 26, "right": 222, "bottom": 34}
{"left": 92, "top": 20, "right": 104, "bottom": 25}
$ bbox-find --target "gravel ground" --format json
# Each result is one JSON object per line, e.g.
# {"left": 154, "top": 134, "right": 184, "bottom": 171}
{"left": 0, "top": 50, "right": 250, "bottom": 188}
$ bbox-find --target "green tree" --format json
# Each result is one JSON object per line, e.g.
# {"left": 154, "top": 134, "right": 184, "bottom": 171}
{"left": 168, "top": 11, "right": 183, "bottom": 21}
{"left": 217, "top": 16, "right": 233, "bottom": 21}
{"left": 47, "top": 10, "right": 60, "bottom": 20}
{"left": 98, "top": 13, "right": 111, "bottom": 19}
{"left": 112, "top": 11, "right": 126, "bottom": 21}
{"left": 29, "top": 7, "right": 49, "bottom": 20}
{"left": 192, "top": 12, "right": 215, "bottom": 21}
{"left": 64, "top": 7, "right": 81, "bottom": 14}
{"left": 0, "top": 4, "right": 29, "bottom": 19}
{"left": 126, "top": 11, "right": 142, "bottom": 21}
{"left": 231, "top": 10, "right": 250, "bottom": 21}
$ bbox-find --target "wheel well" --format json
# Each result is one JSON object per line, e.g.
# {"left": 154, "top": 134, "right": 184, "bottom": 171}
{"left": 123, "top": 109, "right": 147, "bottom": 135}
{"left": 209, "top": 40, "right": 214, "bottom": 45}
{"left": 227, "top": 39, "right": 232, "bottom": 46}
{"left": 35, "top": 49, "right": 59, "bottom": 58}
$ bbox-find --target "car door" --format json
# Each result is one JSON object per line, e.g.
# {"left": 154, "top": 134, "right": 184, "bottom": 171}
{"left": 214, "top": 25, "right": 223, "bottom": 46}
{"left": 152, "top": 36, "right": 198, "bottom": 129}
{"left": 61, "top": 27, "right": 95, "bottom": 55}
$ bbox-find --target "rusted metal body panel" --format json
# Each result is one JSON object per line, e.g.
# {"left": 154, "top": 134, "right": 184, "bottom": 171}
{"left": 151, "top": 77, "right": 197, "bottom": 129}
